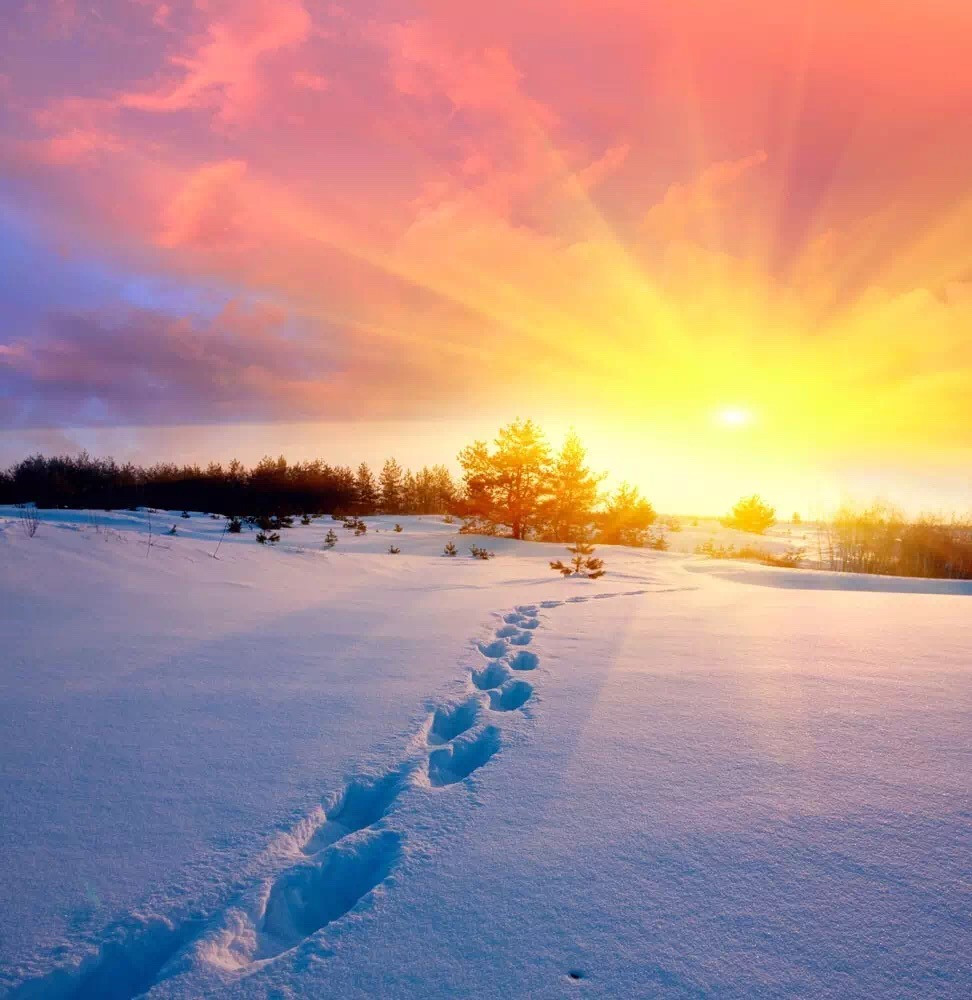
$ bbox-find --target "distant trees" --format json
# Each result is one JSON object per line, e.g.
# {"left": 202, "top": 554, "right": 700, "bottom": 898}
{"left": 409, "top": 465, "right": 457, "bottom": 514}
{"left": 597, "top": 484, "right": 656, "bottom": 546}
{"left": 724, "top": 495, "right": 776, "bottom": 534}
{"left": 0, "top": 452, "right": 455, "bottom": 519}
{"left": 825, "top": 503, "right": 972, "bottom": 579}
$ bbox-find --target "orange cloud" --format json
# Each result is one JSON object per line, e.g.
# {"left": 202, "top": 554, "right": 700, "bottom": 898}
{"left": 643, "top": 151, "right": 768, "bottom": 242}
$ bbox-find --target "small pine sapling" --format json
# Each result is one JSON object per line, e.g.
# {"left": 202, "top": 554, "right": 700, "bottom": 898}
{"left": 388, "top": 544, "right": 401, "bottom": 554}
{"left": 166, "top": 524, "right": 178, "bottom": 536}
{"left": 301, "top": 514, "right": 312, "bottom": 526}
{"left": 550, "top": 538, "right": 605, "bottom": 579}
{"left": 469, "top": 545, "right": 495, "bottom": 560}
{"left": 394, "top": 523, "right": 403, "bottom": 533}
{"left": 354, "top": 520, "right": 367, "bottom": 536}
{"left": 181, "top": 510, "right": 191, "bottom": 519}
{"left": 324, "top": 529, "right": 338, "bottom": 548}
{"left": 443, "top": 542, "right": 458, "bottom": 557}
{"left": 227, "top": 517, "right": 242, "bottom": 533}
{"left": 256, "top": 531, "right": 281, "bottom": 545}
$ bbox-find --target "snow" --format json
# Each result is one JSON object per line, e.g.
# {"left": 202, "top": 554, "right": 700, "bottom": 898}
{"left": 0, "top": 508, "right": 969, "bottom": 998}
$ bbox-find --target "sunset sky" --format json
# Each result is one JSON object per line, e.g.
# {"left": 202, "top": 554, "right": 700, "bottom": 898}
{"left": 1, "top": 1, "right": 970, "bottom": 514}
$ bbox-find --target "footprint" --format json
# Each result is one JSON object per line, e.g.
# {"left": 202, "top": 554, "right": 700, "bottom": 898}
{"left": 8, "top": 915, "right": 205, "bottom": 1000}
{"left": 508, "top": 650, "right": 539, "bottom": 671}
{"left": 495, "top": 625, "right": 520, "bottom": 638}
{"left": 488, "top": 680, "right": 533, "bottom": 712}
{"left": 427, "top": 727, "right": 501, "bottom": 787}
{"left": 428, "top": 696, "right": 483, "bottom": 745}
{"left": 260, "top": 829, "right": 402, "bottom": 959}
{"left": 503, "top": 612, "right": 524, "bottom": 625}
{"left": 509, "top": 631, "right": 532, "bottom": 646}
{"left": 567, "top": 596, "right": 588, "bottom": 604}
{"left": 517, "top": 618, "right": 540, "bottom": 629}
{"left": 515, "top": 604, "right": 537, "bottom": 614}
{"left": 303, "top": 769, "right": 407, "bottom": 855}
{"left": 471, "top": 662, "right": 512, "bottom": 691}
{"left": 478, "top": 639, "right": 509, "bottom": 659}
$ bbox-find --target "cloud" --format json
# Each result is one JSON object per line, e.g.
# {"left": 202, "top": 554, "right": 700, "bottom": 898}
{"left": 158, "top": 159, "right": 249, "bottom": 249}
{"left": 0, "top": 301, "right": 337, "bottom": 426}
{"left": 120, "top": 0, "right": 312, "bottom": 123}
{"left": 643, "top": 151, "right": 768, "bottom": 242}
{"left": 574, "top": 143, "right": 630, "bottom": 192}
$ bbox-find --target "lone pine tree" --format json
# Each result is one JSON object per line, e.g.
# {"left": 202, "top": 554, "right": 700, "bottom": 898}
{"left": 550, "top": 538, "right": 605, "bottom": 579}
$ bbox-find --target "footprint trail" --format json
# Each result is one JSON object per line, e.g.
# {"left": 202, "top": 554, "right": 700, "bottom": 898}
{"left": 13, "top": 586, "right": 661, "bottom": 997}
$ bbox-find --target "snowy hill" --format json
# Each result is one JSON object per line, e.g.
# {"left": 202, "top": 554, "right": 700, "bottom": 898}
{"left": 0, "top": 509, "right": 969, "bottom": 998}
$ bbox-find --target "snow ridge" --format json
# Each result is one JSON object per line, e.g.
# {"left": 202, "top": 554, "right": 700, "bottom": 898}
{"left": 10, "top": 589, "right": 652, "bottom": 999}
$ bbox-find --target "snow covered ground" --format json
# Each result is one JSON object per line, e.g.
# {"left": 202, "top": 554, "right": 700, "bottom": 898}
{"left": 0, "top": 508, "right": 969, "bottom": 998}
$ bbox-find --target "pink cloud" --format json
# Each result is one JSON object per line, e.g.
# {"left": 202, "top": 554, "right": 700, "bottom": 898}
{"left": 158, "top": 159, "right": 250, "bottom": 250}
{"left": 121, "top": 0, "right": 312, "bottom": 123}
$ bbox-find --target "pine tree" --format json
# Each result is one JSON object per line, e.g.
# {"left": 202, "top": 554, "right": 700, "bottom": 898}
{"left": 550, "top": 537, "right": 605, "bottom": 579}
{"left": 400, "top": 469, "right": 418, "bottom": 514}
{"left": 324, "top": 528, "right": 338, "bottom": 548}
{"left": 598, "top": 483, "right": 656, "bottom": 546}
{"left": 458, "top": 418, "right": 551, "bottom": 539}
{"left": 443, "top": 542, "right": 457, "bottom": 557}
{"left": 355, "top": 462, "right": 378, "bottom": 513}
{"left": 541, "top": 430, "right": 604, "bottom": 542}
{"left": 723, "top": 495, "right": 776, "bottom": 534}
{"left": 380, "top": 458, "right": 404, "bottom": 514}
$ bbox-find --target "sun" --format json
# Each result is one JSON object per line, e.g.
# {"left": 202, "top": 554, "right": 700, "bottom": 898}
{"left": 716, "top": 406, "right": 753, "bottom": 428}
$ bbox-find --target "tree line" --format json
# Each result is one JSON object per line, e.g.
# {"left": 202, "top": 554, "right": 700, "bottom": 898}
{"left": 0, "top": 418, "right": 660, "bottom": 546}
{"left": 0, "top": 452, "right": 457, "bottom": 518}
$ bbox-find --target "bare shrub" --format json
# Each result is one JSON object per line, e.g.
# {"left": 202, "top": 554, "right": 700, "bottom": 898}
{"left": 17, "top": 503, "right": 39, "bottom": 538}
{"left": 826, "top": 504, "right": 972, "bottom": 579}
